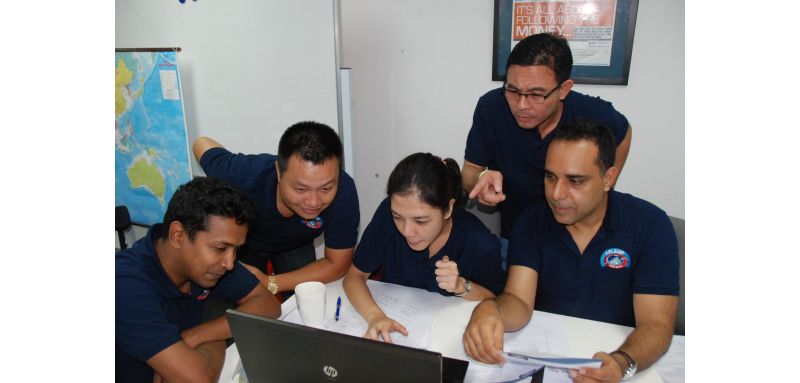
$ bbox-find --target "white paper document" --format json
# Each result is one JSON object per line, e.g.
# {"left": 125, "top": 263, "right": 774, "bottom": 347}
{"left": 460, "top": 312, "right": 576, "bottom": 383}
{"left": 283, "top": 280, "right": 446, "bottom": 349}
{"left": 230, "top": 359, "right": 249, "bottom": 383}
{"left": 504, "top": 312, "right": 571, "bottom": 356}
{"left": 654, "top": 335, "right": 685, "bottom": 383}
{"left": 543, "top": 367, "right": 573, "bottom": 383}
{"left": 159, "top": 70, "right": 180, "bottom": 100}
{"left": 465, "top": 361, "right": 542, "bottom": 383}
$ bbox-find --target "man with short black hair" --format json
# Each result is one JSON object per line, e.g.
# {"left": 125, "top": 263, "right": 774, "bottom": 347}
{"left": 193, "top": 121, "right": 360, "bottom": 297}
{"left": 463, "top": 121, "right": 678, "bottom": 383}
{"left": 463, "top": 33, "right": 632, "bottom": 267}
{"left": 116, "top": 177, "right": 281, "bottom": 383}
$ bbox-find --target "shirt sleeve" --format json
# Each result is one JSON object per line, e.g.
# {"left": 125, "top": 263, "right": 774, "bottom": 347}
{"left": 587, "top": 95, "right": 629, "bottom": 145}
{"left": 320, "top": 172, "right": 360, "bottom": 249}
{"left": 464, "top": 93, "right": 496, "bottom": 167}
{"left": 506, "top": 205, "right": 543, "bottom": 271}
{"left": 459, "top": 230, "right": 506, "bottom": 295}
{"left": 115, "top": 275, "right": 182, "bottom": 362}
{"left": 607, "top": 106, "right": 629, "bottom": 146}
{"left": 198, "top": 147, "right": 271, "bottom": 189}
{"left": 352, "top": 199, "right": 390, "bottom": 274}
{"left": 632, "top": 211, "right": 680, "bottom": 296}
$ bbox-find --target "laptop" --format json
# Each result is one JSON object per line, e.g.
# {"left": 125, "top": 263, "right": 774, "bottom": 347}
{"left": 226, "top": 309, "right": 469, "bottom": 383}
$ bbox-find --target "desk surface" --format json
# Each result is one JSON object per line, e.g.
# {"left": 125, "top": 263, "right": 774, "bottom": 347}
{"left": 220, "top": 278, "right": 683, "bottom": 383}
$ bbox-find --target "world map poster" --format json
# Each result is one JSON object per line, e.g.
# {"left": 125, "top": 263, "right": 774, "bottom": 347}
{"left": 115, "top": 50, "right": 192, "bottom": 225}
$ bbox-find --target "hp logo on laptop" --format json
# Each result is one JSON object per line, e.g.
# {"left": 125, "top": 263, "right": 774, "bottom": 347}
{"left": 323, "top": 365, "right": 338, "bottom": 378}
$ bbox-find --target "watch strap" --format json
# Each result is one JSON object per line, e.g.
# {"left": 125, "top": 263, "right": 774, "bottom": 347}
{"left": 455, "top": 278, "right": 471, "bottom": 297}
{"left": 611, "top": 350, "right": 637, "bottom": 381}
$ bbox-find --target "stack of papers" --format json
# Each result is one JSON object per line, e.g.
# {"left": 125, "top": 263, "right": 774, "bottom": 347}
{"left": 282, "top": 281, "right": 451, "bottom": 349}
{"left": 653, "top": 335, "right": 685, "bottom": 383}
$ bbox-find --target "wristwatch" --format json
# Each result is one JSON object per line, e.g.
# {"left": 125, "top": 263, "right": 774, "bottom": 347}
{"left": 611, "top": 350, "right": 637, "bottom": 381}
{"left": 267, "top": 274, "right": 278, "bottom": 295}
{"left": 455, "top": 278, "right": 471, "bottom": 297}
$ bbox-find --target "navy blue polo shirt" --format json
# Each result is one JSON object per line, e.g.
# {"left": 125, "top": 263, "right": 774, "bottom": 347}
{"left": 115, "top": 224, "right": 259, "bottom": 383}
{"left": 353, "top": 198, "right": 506, "bottom": 295}
{"left": 464, "top": 88, "right": 629, "bottom": 237}
{"left": 199, "top": 147, "right": 359, "bottom": 254}
{"left": 508, "top": 191, "right": 679, "bottom": 327}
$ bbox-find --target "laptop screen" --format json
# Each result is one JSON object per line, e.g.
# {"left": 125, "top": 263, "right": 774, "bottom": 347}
{"left": 226, "top": 309, "right": 467, "bottom": 383}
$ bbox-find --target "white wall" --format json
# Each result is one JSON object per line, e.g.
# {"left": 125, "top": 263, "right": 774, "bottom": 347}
{"left": 115, "top": 0, "right": 341, "bottom": 176}
{"left": 115, "top": 0, "right": 342, "bottom": 248}
{"left": 341, "top": 0, "right": 685, "bottom": 231}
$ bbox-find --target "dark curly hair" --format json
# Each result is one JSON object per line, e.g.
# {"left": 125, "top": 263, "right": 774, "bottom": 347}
{"left": 160, "top": 177, "right": 257, "bottom": 240}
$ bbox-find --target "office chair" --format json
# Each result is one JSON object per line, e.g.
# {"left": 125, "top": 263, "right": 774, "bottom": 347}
{"left": 116, "top": 205, "right": 132, "bottom": 250}
{"left": 669, "top": 215, "right": 685, "bottom": 335}
{"left": 464, "top": 198, "right": 501, "bottom": 236}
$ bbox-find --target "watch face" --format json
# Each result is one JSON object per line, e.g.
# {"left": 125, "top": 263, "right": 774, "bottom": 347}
{"left": 613, "top": 351, "right": 636, "bottom": 381}
{"left": 267, "top": 276, "right": 278, "bottom": 294}
{"left": 622, "top": 364, "right": 637, "bottom": 380}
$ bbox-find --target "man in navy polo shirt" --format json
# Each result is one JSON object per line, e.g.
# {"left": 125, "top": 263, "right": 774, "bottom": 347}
{"left": 463, "top": 33, "right": 632, "bottom": 264}
{"left": 463, "top": 122, "right": 678, "bottom": 383}
{"left": 193, "top": 121, "right": 359, "bottom": 297}
{"left": 116, "top": 177, "right": 281, "bottom": 383}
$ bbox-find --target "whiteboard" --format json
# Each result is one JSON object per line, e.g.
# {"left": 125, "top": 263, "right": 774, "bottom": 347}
{"left": 116, "top": 0, "right": 341, "bottom": 175}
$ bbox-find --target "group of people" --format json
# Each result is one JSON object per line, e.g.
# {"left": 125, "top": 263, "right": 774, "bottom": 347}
{"left": 116, "top": 33, "right": 679, "bottom": 383}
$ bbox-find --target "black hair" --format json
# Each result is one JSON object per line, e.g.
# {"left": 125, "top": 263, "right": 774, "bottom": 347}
{"left": 506, "top": 33, "right": 573, "bottom": 85}
{"left": 386, "top": 152, "right": 467, "bottom": 212}
{"left": 160, "top": 177, "right": 257, "bottom": 241}
{"left": 277, "top": 121, "right": 343, "bottom": 172}
{"left": 550, "top": 120, "right": 616, "bottom": 173}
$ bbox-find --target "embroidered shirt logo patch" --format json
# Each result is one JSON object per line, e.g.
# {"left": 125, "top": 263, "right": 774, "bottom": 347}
{"left": 300, "top": 216, "right": 324, "bottom": 229}
{"left": 197, "top": 289, "right": 210, "bottom": 301}
{"left": 600, "top": 248, "right": 631, "bottom": 269}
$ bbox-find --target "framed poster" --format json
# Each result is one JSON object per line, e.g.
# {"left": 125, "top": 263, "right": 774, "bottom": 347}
{"left": 492, "top": 0, "right": 639, "bottom": 85}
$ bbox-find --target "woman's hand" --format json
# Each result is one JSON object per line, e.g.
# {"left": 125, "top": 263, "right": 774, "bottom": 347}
{"left": 363, "top": 313, "right": 409, "bottom": 344}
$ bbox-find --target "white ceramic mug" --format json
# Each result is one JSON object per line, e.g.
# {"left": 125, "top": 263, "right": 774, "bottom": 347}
{"left": 295, "top": 281, "right": 326, "bottom": 327}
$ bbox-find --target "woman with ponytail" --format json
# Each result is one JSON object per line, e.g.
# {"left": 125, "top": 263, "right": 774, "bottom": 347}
{"left": 343, "top": 152, "right": 505, "bottom": 343}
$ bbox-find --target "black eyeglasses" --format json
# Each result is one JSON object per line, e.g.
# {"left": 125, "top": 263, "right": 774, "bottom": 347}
{"left": 503, "top": 83, "right": 562, "bottom": 104}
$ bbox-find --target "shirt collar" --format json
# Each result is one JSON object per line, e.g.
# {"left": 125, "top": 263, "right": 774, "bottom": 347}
{"left": 545, "top": 191, "right": 618, "bottom": 254}
{"left": 145, "top": 224, "right": 203, "bottom": 300}
{"left": 602, "top": 190, "right": 619, "bottom": 233}
{"left": 264, "top": 170, "right": 279, "bottom": 211}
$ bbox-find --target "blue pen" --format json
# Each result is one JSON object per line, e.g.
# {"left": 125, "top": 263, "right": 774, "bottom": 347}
{"left": 335, "top": 296, "right": 342, "bottom": 321}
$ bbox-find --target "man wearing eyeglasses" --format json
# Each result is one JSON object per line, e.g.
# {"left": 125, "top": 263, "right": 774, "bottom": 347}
{"left": 462, "top": 33, "right": 632, "bottom": 267}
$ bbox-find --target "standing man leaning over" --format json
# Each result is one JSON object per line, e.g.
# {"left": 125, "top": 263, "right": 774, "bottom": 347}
{"left": 116, "top": 177, "right": 281, "bottom": 383}
{"left": 463, "top": 121, "right": 679, "bottom": 383}
{"left": 193, "top": 121, "right": 359, "bottom": 298}
{"left": 463, "top": 33, "right": 632, "bottom": 264}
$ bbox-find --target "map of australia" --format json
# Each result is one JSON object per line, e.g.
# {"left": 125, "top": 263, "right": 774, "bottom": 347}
{"left": 115, "top": 51, "right": 191, "bottom": 225}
